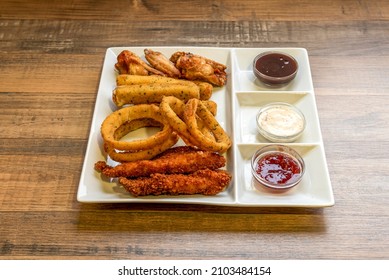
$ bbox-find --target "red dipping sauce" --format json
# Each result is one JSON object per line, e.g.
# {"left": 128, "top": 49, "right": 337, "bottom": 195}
{"left": 251, "top": 145, "right": 305, "bottom": 190}
{"left": 255, "top": 152, "right": 301, "bottom": 185}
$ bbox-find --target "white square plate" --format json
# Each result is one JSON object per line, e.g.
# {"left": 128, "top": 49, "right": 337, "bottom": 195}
{"left": 77, "top": 47, "right": 334, "bottom": 207}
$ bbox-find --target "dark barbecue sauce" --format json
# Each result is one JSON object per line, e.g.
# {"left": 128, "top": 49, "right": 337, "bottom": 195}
{"left": 255, "top": 152, "right": 301, "bottom": 184}
{"left": 255, "top": 53, "right": 297, "bottom": 78}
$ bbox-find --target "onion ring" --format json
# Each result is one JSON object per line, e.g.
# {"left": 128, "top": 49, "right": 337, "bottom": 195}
{"left": 103, "top": 117, "right": 178, "bottom": 162}
{"left": 183, "top": 98, "right": 231, "bottom": 153}
{"left": 159, "top": 96, "right": 221, "bottom": 148}
{"left": 159, "top": 96, "right": 193, "bottom": 141}
{"left": 105, "top": 133, "right": 179, "bottom": 162}
{"left": 101, "top": 104, "right": 172, "bottom": 151}
{"left": 113, "top": 118, "right": 162, "bottom": 140}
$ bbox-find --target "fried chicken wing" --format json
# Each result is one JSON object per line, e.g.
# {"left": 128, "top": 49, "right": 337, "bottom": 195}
{"left": 144, "top": 49, "right": 181, "bottom": 78}
{"left": 119, "top": 169, "right": 231, "bottom": 196}
{"left": 95, "top": 146, "right": 226, "bottom": 178}
{"left": 170, "top": 51, "right": 227, "bottom": 86}
{"left": 115, "top": 50, "right": 165, "bottom": 76}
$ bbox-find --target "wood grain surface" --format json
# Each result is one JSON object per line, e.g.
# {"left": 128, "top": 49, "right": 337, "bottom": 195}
{"left": 0, "top": 0, "right": 388, "bottom": 259}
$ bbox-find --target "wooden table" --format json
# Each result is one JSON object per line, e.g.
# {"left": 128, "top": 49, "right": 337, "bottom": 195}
{"left": 0, "top": 0, "right": 388, "bottom": 259}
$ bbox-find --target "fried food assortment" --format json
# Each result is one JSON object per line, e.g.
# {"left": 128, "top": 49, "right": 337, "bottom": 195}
{"left": 95, "top": 48, "right": 232, "bottom": 197}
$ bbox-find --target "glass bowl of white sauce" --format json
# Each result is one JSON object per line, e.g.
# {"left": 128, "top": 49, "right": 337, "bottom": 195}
{"left": 256, "top": 102, "right": 306, "bottom": 142}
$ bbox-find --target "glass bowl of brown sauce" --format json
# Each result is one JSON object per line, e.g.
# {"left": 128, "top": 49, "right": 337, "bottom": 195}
{"left": 253, "top": 52, "right": 298, "bottom": 86}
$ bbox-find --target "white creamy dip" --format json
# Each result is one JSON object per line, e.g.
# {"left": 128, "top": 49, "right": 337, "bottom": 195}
{"left": 256, "top": 103, "right": 305, "bottom": 141}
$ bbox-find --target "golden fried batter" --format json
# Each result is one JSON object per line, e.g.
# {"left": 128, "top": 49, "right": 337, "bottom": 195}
{"left": 170, "top": 51, "right": 227, "bottom": 86}
{"left": 144, "top": 49, "right": 181, "bottom": 78}
{"left": 119, "top": 169, "right": 231, "bottom": 196}
{"left": 95, "top": 146, "right": 226, "bottom": 178}
{"left": 115, "top": 50, "right": 165, "bottom": 76}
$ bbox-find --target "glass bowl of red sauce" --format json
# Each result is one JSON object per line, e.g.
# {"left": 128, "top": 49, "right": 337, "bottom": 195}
{"left": 251, "top": 145, "right": 305, "bottom": 190}
{"left": 253, "top": 52, "right": 298, "bottom": 86}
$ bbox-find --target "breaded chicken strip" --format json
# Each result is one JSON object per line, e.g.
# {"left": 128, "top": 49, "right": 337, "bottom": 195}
{"left": 95, "top": 146, "right": 226, "bottom": 178}
{"left": 119, "top": 169, "right": 231, "bottom": 196}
